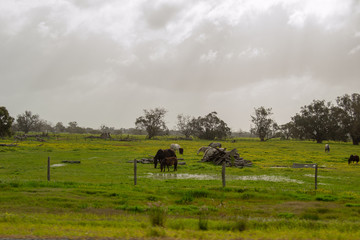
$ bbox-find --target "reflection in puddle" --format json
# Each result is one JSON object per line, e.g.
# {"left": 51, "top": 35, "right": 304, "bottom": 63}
{"left": 234, "top": 175, "right": 303, "bottom": 184}
{"left": 51, "top": 164, "right": 66, "bottom": 167}
{"left": 145, "top": 173, "right": 303, "bottom": 183}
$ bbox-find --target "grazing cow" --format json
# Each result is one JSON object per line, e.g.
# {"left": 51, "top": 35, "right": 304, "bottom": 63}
{"left": 348, "top": 155, "right": 360, "bottom": 164}
{"left": 325, "top": 144, "right": 330, "bottom": 152}
{"left": 209, "top": 142, "right": 222, "bottom": 148}
{"left": 197, "top": 146, "right": 210, "bottom": 155}
{"left": 160, "top": 156, "right": 178, "bottom": 172}
{"left": 153, "top": 149, "right": 176, "bottom": 169}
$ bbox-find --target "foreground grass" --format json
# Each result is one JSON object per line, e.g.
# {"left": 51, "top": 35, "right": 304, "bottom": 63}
{"left": 0, "top": 134, "right": 360, "bottom": 239}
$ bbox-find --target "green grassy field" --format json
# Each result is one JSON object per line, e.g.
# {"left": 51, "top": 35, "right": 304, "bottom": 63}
{"left": 1, "top": 134, "right": 360, "bottom": 239}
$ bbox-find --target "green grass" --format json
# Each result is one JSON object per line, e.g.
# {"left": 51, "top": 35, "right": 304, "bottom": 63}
{"left": 1, "top": 134, "right": 360, "bottom": 239}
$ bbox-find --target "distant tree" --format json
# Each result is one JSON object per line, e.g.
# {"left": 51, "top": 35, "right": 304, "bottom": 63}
{"left": 250, "top": 107, "right": 278, "bottom": 141}
{"left": 34, "top": 120, "right": 53, "bottom": 133}
{"left": 135, "top": 108, "right": 168, "bottom": 139}
{"left": 335, "top": 93, "right": 360, "bottom": 145}
{"left": 16, "top": 110, "right": 40, "bottom": 134}
{"left": 67, "top": 121, "right": 85, "bottom": 134}
{"left": 279, "top": 122, "right": 294, "bottom": 140}
{"left": 176, "top": 114, "right": 193, "bottom": 138}
{"left": 0, "top": 106, "right": 14, "bottom": 137}
{"left": 55, "top": 122, "right": 66, "bottom": 133}
{"left": 291, "top": 100, "right": 333, "bottom": 143}
{"left": 100, "top": 124, "right": 115, "bottom": 134}
{"left": 190, "top": 112, "right": 231, "bottom": 140}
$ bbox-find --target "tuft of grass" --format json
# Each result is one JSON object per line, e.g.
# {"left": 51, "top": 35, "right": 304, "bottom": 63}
{"left": 148, "top": 202, "right": 167, "bottom": 227}
{"left": 300, "top": 212, "right": 320, "bottom": 221}
{"left": 233, "top": 217, "right": 247, "bottom": 232}
{"left": 278, "top": 212, "right": 295, "bottom": 219}
{"left": 345, "top": 203, "right": 360, "bottom": 207}
{"left": 316, "top": 195, "right": 338, "bottom": 202}
{"left": 198, "top": 206, "right": 209, "bottom": 230}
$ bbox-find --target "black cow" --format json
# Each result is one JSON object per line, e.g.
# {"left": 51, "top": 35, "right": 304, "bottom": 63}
{"left": 153, "top": 149, "right": 176, "bottom": 168}
{"left": 348, "top": 155, "right": 359, "bottom": 164}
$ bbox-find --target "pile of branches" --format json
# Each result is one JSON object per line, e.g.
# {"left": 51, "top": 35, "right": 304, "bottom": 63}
{"left": 201, "top": 148, "right": 252, "bottom": 168}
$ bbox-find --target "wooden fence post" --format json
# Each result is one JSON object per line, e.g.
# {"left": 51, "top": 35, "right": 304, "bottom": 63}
{"left": 315, "top": 163, "right": 318, "bottom": 190}
{"left": 222, "top": 161, "right": 226, "bottom": 188}
{"left": 47, "top": 157, "right": 50, "bottom": 181}
{"left": 134, "top": 159, "right": 137, "bottom": 186}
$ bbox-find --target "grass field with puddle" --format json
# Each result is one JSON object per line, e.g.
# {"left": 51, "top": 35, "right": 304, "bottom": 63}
{"left": 1, "top": 134, "right": 360, "bottom": 239}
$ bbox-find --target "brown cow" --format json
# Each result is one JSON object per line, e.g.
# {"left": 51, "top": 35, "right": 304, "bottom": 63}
{"left": 153, "top": 149, "right": 176, "bottom": 168}
{"left": 160, "top": 156, "right": 178, "bottom": 172}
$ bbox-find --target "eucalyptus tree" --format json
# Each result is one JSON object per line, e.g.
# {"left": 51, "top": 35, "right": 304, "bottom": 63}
{"left": 291, "top": 100, "right": 334, "bottom": 143}
{"left": 190, "top": 112, "right": 230, "bottom": 140}
{"left": 0, "top": 106, "right": 14, "bottom": 137}
{"left": 176, "top": 114, "right": 193, "bottom": 138}
{"left": 250, "top": 107, "right": 278, "bottom": 141}
{"left": 135, "top": 108, "right": 168, "bottom": 139}
{"left": 335, "top": 93, "right": 360, "bottom": 145}
{"left": 16, "top": 110, "right": 40, "bottom": 134}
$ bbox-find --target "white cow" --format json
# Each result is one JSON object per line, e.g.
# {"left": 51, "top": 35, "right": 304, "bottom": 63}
{"left": 325, "top": 144, "right": 330, "bottom": 152}
{"left": 170, "top": 143, "right": 181, "bottom": 152}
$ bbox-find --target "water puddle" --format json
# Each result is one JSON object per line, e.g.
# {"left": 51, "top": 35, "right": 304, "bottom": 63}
{"left": 233, "top": 175, "right": 304, "bottom": 184}
{"left": 51, "top": 164, "right": 66, "bottom": 167}
{"left": 304, "top": 174, "right": 335, "bottom": 179}
{"left": 145, "top": 173, "right": 304, "bottom": 184}
{"left": 145, "top": 173, "right": 217, "bottom": 180}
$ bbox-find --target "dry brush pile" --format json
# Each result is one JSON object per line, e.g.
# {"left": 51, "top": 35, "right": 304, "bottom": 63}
{"left": 201, "top": 147, "right": 253, "bottom": 167}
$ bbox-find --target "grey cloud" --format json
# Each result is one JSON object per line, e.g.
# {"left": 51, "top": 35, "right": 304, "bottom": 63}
{"left": 1, "top": 0, "right": 359, "bottom": 130}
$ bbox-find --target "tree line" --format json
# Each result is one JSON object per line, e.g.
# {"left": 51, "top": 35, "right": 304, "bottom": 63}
{"left": 1, "top": 93, "right": 359, "bottom": 144}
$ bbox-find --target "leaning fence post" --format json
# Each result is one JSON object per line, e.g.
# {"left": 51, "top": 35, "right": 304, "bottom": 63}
{"left": 134, "top": 159, "right": 137, "bottom": 186}
{"left": 315, "top": 163, "right": 318, "bottom": 190}
{"left": 222, "top": 161, "right": 226, "bottom": 188}
{"left": 47, "top": 156, "right": 50, "bottom": 181}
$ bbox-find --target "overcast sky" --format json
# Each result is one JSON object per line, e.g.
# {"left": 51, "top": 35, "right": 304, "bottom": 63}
{"left": 1, "top": 0, "right": 359, "bottom": 132}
